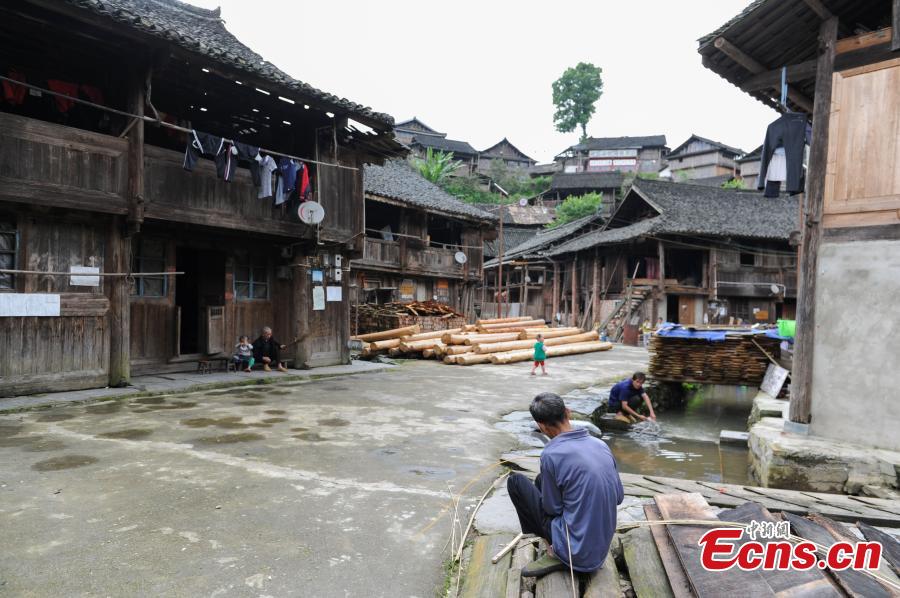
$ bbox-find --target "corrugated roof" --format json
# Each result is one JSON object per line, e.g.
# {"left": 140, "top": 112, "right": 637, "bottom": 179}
{"left": 544, "top": 178, "right": 798, "bottom": 256}
{"left": 410, "top": 135, "right": 478, "bottom": 156}
{"left": 550, "top": 172, "right": 625, "bottom": 191}
{"left": 63, "top": 0, "right": 394, "bottom": 127}
{"left": 364, "top": 160, "right": 495, "bottom": 222}
{"left": 572, "top": 135, "right": 668, "bottom": 151}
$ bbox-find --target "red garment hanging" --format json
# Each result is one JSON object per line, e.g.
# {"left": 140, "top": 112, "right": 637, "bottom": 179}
{"left": 2, "top": 70, "right": 27, "bottom": 105}
{"left": 47, "top": 80, "right": 79, "bottom": 112}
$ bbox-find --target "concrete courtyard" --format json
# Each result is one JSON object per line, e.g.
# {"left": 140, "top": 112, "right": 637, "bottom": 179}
{"left": 0, "top": 347, "right": 646, "bottom": 597}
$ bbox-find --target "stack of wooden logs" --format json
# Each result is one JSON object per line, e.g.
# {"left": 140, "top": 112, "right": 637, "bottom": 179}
{"left": 648, "top": 333, "right": 781, "bottom": 386}
{"left": 354, "top": 316, "right": 612, "bottom": 364}
{"left": 352, "top": 302, "right": 464, "bottom": 335}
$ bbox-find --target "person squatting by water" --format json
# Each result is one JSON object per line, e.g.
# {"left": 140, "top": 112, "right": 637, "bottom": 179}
{"left": 608, "top": 372, "right": 657, "bottom": 423}
{"left": 507, "top": 393, "right": 624, "bottom": 578}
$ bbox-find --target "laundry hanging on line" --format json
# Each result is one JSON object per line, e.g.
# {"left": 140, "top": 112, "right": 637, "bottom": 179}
{"left": 757, "top": 112, "right": 808, "bottom": 196}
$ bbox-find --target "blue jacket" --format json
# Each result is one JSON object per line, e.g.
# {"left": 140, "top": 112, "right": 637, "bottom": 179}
{"left": 541, "top": 428, "right": 624, "bottom": 571}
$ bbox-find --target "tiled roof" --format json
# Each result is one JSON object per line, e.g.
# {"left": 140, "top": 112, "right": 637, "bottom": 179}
{"left": 64, "top": 0, "right": 394, "bottom": 127}
{"left": 483, "top": 228, "right": 538, "bottom": 259}
{"left": 544, "top": 178, "right": 798, "bottom": 256}
{"left": 478, "top": 138, "right": 536, "bottom": 163}
{"left": 364, "top": 160, "right": 495, "bottom": 222}
{"left": 737, "top": 146, "right": 763, "bottom": 163}
{"left": 410, "top": 135, "right": 478, "bottom": 156}
{"left": 681, "top": 174, "right": 735, "bottom": 188}
{"left": 550, "top": 172, "right": 625, "bottom": 191}
{"left": 668, "top": 135, "right": 745, "bottom": 158}
{"left": 473, "top": 204, "right": 556, "bottom": 226}
{"left": 571, "top": 135, "right": 668, "bottom": 151}
{"left": 483, "top": 212, "right": 604, "bottom": 266}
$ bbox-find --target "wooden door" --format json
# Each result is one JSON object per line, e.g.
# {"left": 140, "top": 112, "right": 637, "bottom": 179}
{"left": 205, "top": 306, "right": 225, "bottom": 354}
{"left": 678, "top": 296, "right": 697, "bottom": 325}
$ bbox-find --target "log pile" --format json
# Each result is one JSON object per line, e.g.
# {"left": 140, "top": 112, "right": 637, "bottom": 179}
{"left": 352, "top": 301, "right": 465, "bottom": 335}
{"left": 648, "top": 334, "right": 781, "bottom": 386}
{"left": 354, "top": 316, "right": 614, "bottom": 365}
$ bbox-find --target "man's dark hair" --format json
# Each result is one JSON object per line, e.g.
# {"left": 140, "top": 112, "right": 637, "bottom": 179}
{"left": 530, "top": 393, "right": 567, "bottom": 425}
{"left": 632, "top": 372, "right": 647, "bottom": 381}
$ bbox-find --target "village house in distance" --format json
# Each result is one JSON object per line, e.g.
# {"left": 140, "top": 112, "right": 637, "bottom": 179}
{"left": 0, "top": 0, "right": 402, "bottom": 396}
{"left": 662, "top": 134, "right": 744, "bottom": 183}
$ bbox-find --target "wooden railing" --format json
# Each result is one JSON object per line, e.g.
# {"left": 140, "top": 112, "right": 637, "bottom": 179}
{"left": 716, "top": 266, "right": 797, "bottom": 297}
{"left": 360, "top": 238, "right": 401, "bottom": 267}
{"left": 356, "top": 238, "right": 478, "bottom": 279}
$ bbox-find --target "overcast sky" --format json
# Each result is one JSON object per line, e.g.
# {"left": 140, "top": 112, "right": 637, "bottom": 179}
{"left": 191, "top": 0, "right": 775, "bottom": 163}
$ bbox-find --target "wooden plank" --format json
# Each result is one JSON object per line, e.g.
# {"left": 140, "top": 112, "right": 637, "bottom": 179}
{"left": 460, "top": 534, "right": 513, "bottom": 598}
{"left": 790, "top": 16, "right": 838, "bottom": 425}
{"left": 644, "top": 504, "right": 694, "bottom": 598}
{"left": 808, "top": 514, "right": 900, "bottom": 587}
{"left": 622, "top": 526, "right": 675, "bottom": 598}
{"left": 655, "top": 493, "right": 775, "bottom": 598}
{"left": 693, "top": 481, "right": 827, "bottom": 513}
{"left": 797, "top": 491, "right": 900, "bottom": 519}
{"left": 783, "top": 513, "right": 895, "bottom": 598}
{"left": 506, "top": 541, "right": 536, "bottom": 598}
{"left": 848, "top": 496, "right": 900, "bottom": 517}
{"left": 742, "top": 487, "right": 900, "bottom": 527}
{"left": 535, "top": 569, "right": 574, "bottom": 598}
{"left": 857, "top": 522, "right": 900, "bottom": 574}
{"left": 583, "top": 551, "right": 624, "bottom": 598}
{"left": 836, "top": 27, "right": 893, "bottom": 54}
{"left": 717, "top": 502, "right": 842, "bottom": 597}
{"left": 644, "top": 476, "right": 749, "bottom": 508}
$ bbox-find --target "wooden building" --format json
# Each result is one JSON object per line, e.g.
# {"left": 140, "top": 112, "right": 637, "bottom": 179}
{"left": 546, "top": 172, "right": 625, "bottom": 209}
{"left": 699, "top": 0, "right": 900, "bottom": 452}
{"left": 475, "top": 138, "right": 536, "bottom": 174}
{"left": 353, "top": 160, "right": 495, "bottom": 319}
{"left": 408, "top": 135, "right": 478, "bottom": 175}
{"left": 736, "top": 145, "right": 763, "bottom": 184}
{"left": 541, "top": 179, "right": 798, "bottom": 339}
{"left": 554, "top": 135, "right": 669, "bottom": 174}
{"left": 393, "top": 117, "right": 446, "bottom": 146}
{"left": 663, "top": 134, "right": 744, "bottom": 181}
{"left": 0, "top": 0, "right": 401, "bottom": 396}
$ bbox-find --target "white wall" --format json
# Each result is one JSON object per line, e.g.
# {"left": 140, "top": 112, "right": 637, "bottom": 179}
{"left": 809, "top": 238, "right": 900, "bottom": 451}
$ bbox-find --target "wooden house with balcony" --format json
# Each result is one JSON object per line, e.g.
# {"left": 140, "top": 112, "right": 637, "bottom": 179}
{"left": 664, "top": 134, "right": 744, "bottom": 181}
{"left": 554, "top": 135, "right": 669, "bottom": 174}
{"left": 0, "top": 0, "right": 401, "bottom": 396}
{"left": 354, "top": 160, "right": 495, "bottom": 319}
{"left": 541, "top": 179, "right": 798, "bottom": 340}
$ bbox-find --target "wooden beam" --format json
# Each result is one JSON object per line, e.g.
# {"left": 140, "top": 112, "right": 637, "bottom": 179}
{"left": 837, "top": 27, "right": 893, "bottom": 54}
{"left": 570, "top": 257, "right": 578, "bottom": 326}
{"left": 552, "top": 261, "right": 560, "bottom": 321}
{"left": 790, "top": 16, "right": 838, "bottom": 425}
{"left": 801, "top": 0, "right": 833, "bottom": 20}
{"left": 126, "top": 66, "right": 147, "bottom": 231}
{"left": 894, "top": 2, "right": 900, "bottom": 51}
{"left": 714, "top": 37, "right": 815, "bottom": 112}
{"left": 105, "top": 216, "right": 130, "bottom": 387}
{"left": 591, "top": 254, "right": 600, "bottom": 328}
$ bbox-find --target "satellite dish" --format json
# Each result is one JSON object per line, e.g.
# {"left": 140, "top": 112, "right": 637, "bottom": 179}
{"left": 454, "top": 251, "right": 468, "bottom": 264}
{"left": 298, "top": 201, "right": 325, "bottom": 225}
{"left": 518, "top": 197, "right": 528, "bottom": 207}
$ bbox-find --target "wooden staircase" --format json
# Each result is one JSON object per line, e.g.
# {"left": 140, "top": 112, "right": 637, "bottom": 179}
{"left": 599, "top": 281, "right": 652, "bottom": 342}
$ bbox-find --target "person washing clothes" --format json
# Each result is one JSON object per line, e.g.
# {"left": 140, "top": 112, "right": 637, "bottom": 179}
{"left": 608, "top": 372, "right": 656, "bottom": 423}
{"left": 531, "top": 333, "right": 547, "bottom": 376}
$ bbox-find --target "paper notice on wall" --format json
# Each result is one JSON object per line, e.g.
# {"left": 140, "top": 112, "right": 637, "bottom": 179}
{"left": 70, "top": 266, "right": 101, "bottom": 287}
{"left": 326, "top": 286, "right": 342, "bottom": 302}
{"left": 0, "top": 293, "right": 61, "bottom": 317}
{"left": 312, "top": 286, "right": 325, "bottom": 311}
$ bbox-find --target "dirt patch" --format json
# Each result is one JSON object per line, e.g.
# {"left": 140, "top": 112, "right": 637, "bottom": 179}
{"left": 293, "top": 432, "right": 326, "bottom": 442}
{"left": 262, "top": 417, "right": 287, "bottom": 424}
{"left": 264, "top": 410, "right": 287, "bottom": 415}
{"left": 193, "top": 433, "right": 265, "bottom": 444}
{"left": 318, "top": 418, "right": 350, "bottom": 427}
{"left": 0, "top": 424, "right": 23, "bottom": 438}
{"left": 32, "top": 455, "right": 98, "bottom": 471}
{"left": 85, "top": 402, "right": 123, "bottom": 415}
{"left": 134, "top": 397, "right": 167, "bottom": 405}
{"left": 35, "top": 412, "right": 76, "bottom": 422}
{"left": 181, "top": 416, "right": 247, "bottom": 429}
{"left": 96, "top": 429, "right": 154, "bottom": 440}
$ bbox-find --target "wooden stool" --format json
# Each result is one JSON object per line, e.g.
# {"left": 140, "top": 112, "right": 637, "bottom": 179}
{"left": 197, "top": 360, "right": 212, "bottom": 374}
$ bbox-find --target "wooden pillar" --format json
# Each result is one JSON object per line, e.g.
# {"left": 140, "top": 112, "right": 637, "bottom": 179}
{"left": 106, "top": 216, "right": 130, "bottom": 386}
{"left": 339, "top": 255, "right": 350, "bottom": 364}
{"left": 570, "top": 257, "right": 578, "bottom": 327}
{"left": 591, "top": 253, "right": 600, "bottom": 328}
{"left": 292, "top": 257, "right": 311, "bottom": 369}
{"left": 790, "top": 16, "right": 838, "bottom": 426}
{"left": 522, "top": 265, "right": 529, "bottom": 317}
{"left": 551, "top": 262, "right": 560, "bottom": 323}
{"left": 125, "top": 67, "right": 147, "bottom": 232}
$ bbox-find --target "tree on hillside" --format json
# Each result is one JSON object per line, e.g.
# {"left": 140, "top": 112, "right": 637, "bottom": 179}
{"left": 547, "top": 192, "right": 603, "bottom": 228}
{"left": 412, "top": 148, "right": 461, "bottom": 184}
{"left": 552, "top": 62, "right": 603, "bottom": 141}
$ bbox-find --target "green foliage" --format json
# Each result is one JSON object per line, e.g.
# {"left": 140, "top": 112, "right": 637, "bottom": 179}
{"left": 439, "top": 165, "right": 552, "bottom": 206}
{"left": 721, "top": 177, "right": 746, "bottom": 189}
{"left": 634, "top": 172, "right": 659, "bottom": 180}
{"left": 547, "top": 192, "right": 603, "bottom": 228}
{"left": 412, "top": 148, "right": 461, "bottom": 184}
{"left": 552, "top": 62, "right": 604, "bottom": 140}
{"left": 441, "top": 176, "right": 505, "bottom": 204}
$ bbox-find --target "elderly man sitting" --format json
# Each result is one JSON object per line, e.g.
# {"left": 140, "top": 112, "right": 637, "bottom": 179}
{"left": 252, "top": 326, "right": 288, "bottom": 372}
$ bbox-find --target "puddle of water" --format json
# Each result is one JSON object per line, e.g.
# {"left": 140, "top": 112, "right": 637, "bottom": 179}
{"left": 290, "top": 427, "right": 308, "bottom": 432}
{"left": 264, "top": 410, "right": 287, "bottom": 415}
{"left": 35, "top": 412, "right": 76, "bottom": 422}
{"left": 193, "top": 433, "right": 264, "bottom": 444}
{"left": 85, "top": 402, "right": 123, "bottom": 415}
{"left": 181, "top": 417, "right": 248, "bottom": 429}
{"left": 318, "top": 418, "right": 350, "bottom": 427}
{"left": 32, "top": 455, "right": 98, "bottom": 471}
{"left": 262, "top": 418, "right": 287, "bottom": 424}
{"left": 234, "top": 400, "right": 265, "bottom": 406}
{"left": 293, "top": 432, "right": 325, "bottom": 442}
{"left": 96, "top": 429, "right": 154, "bottom": 440}
{"left": 143, "top": 401, "right": 198, "bottom": 411}
{"left": 498, "top": 384, "right": 753, "bottom": 484}
{"left": 134, "top": 397, "right": 166, "bottom": 405}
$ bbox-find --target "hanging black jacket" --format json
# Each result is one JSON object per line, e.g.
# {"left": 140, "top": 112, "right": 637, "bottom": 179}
{"left": 757, "top": 113, "right": 807, "bottom": 195}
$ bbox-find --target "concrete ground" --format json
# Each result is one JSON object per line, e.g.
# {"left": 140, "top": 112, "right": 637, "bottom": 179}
{"left": 0, "top": 347, "right": 647, "bottom": 597}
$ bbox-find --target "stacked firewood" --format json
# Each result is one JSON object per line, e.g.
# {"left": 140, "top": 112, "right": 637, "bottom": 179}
{"left": 352, "top": 302, "right": 464, "bottom": 335}
{"left": 353, "top": 316, "right": 612, "bottom": 364}
{"left": 648, "top": 334, "right": 780, "bottom": 386}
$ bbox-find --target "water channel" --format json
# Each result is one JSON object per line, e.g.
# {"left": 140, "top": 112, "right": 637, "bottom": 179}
{"left": 496, "top": 383, "right": 755, "bottom": 485}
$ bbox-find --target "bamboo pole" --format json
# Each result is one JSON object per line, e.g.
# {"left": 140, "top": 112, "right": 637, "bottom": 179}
{"left": 353, "top": 325, "right": 420, "bottom": 342}
{"left": 463, "top": 333, "right": 521, "bottom": 346}
{"left": 489, "top": 341, "right": 613, "bottom": 364}
{"left": 478, "top": 319, "right": 545, "bottom": 331}
{"left": 519, "top": 327, "right": 581, "bottom": 340}
{"left": 476, "top": 331, "right": 599, "bottom": 354}
{"left": 476, "top": 316, "right": 531, "bottom": 326}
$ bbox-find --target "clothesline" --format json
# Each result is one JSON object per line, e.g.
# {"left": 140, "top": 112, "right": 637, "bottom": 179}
{"left": 0, "top": 75, "right": 358, "bottom": 172}
{"left": 364, "top": 228, "right": 484, "bottom": 251}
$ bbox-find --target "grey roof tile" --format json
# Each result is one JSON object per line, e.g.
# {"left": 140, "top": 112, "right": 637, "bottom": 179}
{"left": 410, "top": 135, "right": 478, "bottom": 156}
{"left": 550, "top": 172, "right": 625, "bottom": 191}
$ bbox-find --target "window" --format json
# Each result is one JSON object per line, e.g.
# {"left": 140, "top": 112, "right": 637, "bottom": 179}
{"left": 739, "top": 252, "right": 756, "bottom": 266}
{"left": 131, "top": 238, "right": 167, "bottom": 297}
{"left": 234, "top": 257, "right": 268, "bottom": 300}
{"left": 0, "top": 219, "right": 18, "bottom": 290}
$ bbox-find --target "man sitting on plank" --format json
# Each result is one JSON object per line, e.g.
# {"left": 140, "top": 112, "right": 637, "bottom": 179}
{"left": 608, "top": 372, "right": 656, "bottom": 423}
{"left": 508, "top": 393, "right": 624, "bottom": 577}
{"left": 252, "top": 326, "right": 288, "bottom": 372}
